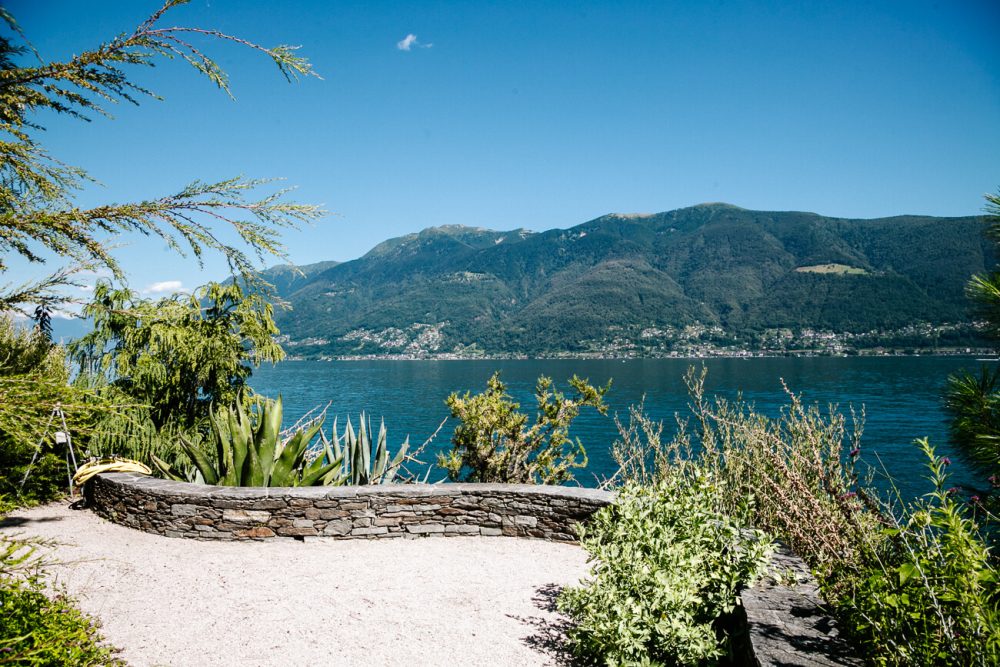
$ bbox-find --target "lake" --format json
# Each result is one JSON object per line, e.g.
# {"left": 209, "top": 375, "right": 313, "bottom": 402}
{"left": 250, "top": 356, "right": 990, "bottom": 500}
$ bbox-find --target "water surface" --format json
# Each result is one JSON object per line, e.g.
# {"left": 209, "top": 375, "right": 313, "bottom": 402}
{"left": 251, "top": 357, "right": 988, "bottom": 500}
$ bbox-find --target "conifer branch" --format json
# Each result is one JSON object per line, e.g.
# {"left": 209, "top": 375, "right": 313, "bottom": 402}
{"left": 0, "top": 0, "right": 324, "bottom": 307}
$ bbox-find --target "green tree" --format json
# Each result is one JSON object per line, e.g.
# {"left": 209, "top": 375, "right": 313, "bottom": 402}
{"left": 0, "top": 315, "right": 122, "bottom": 505}
{"left": 439, "top": 372, "right": 610, "bottom": 484}
{"left": 0, "top": 0, "right": 322, "bottom": 311}
{"left": 945, "top": 190, "right": 1000, "bottom": 477}
{"left": 70, "top": 280, "right": 283, "bottom": 428}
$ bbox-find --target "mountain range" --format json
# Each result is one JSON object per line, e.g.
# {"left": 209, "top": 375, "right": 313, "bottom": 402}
{"left": 260, "top": 204, "right": 992, "bottom": 358}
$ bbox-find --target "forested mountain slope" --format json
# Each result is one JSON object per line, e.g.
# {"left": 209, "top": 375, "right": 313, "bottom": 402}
{"left": 268, "top": 204, "right": 991, "bottom": 357}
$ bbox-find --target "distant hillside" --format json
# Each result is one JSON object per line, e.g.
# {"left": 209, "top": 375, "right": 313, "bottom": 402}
{"left": 265, "top": 205, "right": 992, "bottom": 357}
{"left": 246, "top": 260, "right": 340, "bottom": 296}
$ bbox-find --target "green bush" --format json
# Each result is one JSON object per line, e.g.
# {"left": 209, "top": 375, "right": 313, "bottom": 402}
{"left": 439, "top": 371, "right": 610, "bottom": 484}
{"left": 609, "top": 367, "right": 884, "bottom": 584}
{"left": 834, "top": 439, "right": 1000, "bottom": 666}
{"left": 558, "top": 471, "right": 772, "bottom": 665}
{"left": 0, "top": 537, "right": 122, "bottom": 666}
{"left": 609, "top": 368, "right": 1000, "bottom": 665}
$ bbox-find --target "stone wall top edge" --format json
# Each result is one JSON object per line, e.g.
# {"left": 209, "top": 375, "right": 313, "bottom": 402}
{"left": 94, "top": 473, "right": 615, "bottom": 503}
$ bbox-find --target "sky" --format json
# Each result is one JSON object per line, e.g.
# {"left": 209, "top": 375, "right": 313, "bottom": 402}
{"left": 4, "top": 0, "right": 1000, "bottom": 300}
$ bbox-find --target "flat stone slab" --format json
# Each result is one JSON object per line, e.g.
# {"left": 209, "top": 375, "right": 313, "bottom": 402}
{"left": 742, "top": 547, "right": 862, "bottom": 666}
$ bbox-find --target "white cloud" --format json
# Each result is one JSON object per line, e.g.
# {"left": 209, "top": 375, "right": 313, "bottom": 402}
{"left": 397, "top": 33, "right": 432, "bottom": 51}
{"left": 143, "top": 280, "right": 186, "bottom": 295}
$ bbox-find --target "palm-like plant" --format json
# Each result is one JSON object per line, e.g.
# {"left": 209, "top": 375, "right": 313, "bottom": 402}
{"left": 945, "top": 367, "right": 1000, "bottom": 475}
{"left": 945, "top": 190, "right": 1000, "bottom": 477}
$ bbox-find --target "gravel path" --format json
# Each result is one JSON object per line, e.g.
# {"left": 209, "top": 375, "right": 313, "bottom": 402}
{"left": 1, "top": 501, "right": 590, "bottom": 667}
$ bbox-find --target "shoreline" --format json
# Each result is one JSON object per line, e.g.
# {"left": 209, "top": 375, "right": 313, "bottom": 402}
{"left": 286, "top": 348, "right": 995, "bottom": 362}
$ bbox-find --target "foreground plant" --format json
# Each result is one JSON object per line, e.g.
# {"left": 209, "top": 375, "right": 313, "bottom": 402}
{"left": 439, "top": 372, "right": 610, "bottom": 484}
{"left": 610, "top": 367, "right": 883, "bottom": 581}
{"left": 0, "top": 535, "right": 123, "bottom": 666}
{"left": 153, "top": 396, "right": 420, "bottom": 487}
{"left": 322, "top": 414, "right": 416, "bottom": 485}
{"left": 153, "top": 395, "right": 333, "bottom": 486}
{"left": 558, "top": 470, "right": 772, "bottom": 665}
{"left": 608, "top": 367, "right": 1000, "bottom": 665}
{"left": 834, "top": 439, "right": 1000, "bottom": 666}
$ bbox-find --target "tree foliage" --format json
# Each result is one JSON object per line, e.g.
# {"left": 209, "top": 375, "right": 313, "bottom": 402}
{"left": 70, "top": 280, "right": 284, "bottom": 428}
{"left": 0, "top": 0, "right": 322, "bottom": 311}
{"left": 946, "top": 189, "right": 1000, "bottom": 475}
{"left": 0, "top": 315, "right": 120, "bottom": 505}
{"left": 438, "top": 372, "right": 610, "bottom": 484}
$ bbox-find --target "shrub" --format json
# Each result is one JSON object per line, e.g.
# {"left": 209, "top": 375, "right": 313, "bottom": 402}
{"left": 439, "top": 371, "right": 610, "bottom": 484}
{"left": 0, "top": 536, "right": 122, "bottom": 665}
{"left": 608, "top": 368, "right": 1000, "bottom": 665}
{"left": 558, "top": 471, "right": 771, "bottom": 665}
{"left": 834, "top": 439, "right": 1000, "bottom": 666}
{"left": 609, "top": 367, "right": 883, "bottom": 582}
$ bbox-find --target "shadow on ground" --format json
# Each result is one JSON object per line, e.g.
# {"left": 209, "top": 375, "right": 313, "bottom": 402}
{"left": 508, "top": 583, "right": 578, "bottom": 666}
{"left": 0, "top": 514, "right": 65, "bottom": 528}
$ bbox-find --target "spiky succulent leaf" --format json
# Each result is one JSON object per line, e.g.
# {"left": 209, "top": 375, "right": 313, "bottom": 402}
{"left": 300, "top": 454, "right": 344, "bottom": 486}
{"left": 271, "top": 421, "right": 321, "bottom": 485}
{"left": 229, "top": 400, "right": 251, "bottom": 483}
{"left": 382, "top": 436, "right": 410, "bottom": 484}
{"left": 373, "top": 418, "right": 389, "bottom": 479}
{"left": 243, "top": 434, "right": 265, "bottom": 486}
{"left": 359, "top": 414, "right": 372, "bottom": 484}
{"left": 150, "top": 453, "right": 186, "bottom": 482}
{"left": 210, "top": 405, "right": 232, "bottom": 479}
{"left": 256, "top": 395, "right": 283, "bottom": 482}
{"left": 179, "top": 434, "right": 219, "bottom": 485}
{"left": 330, "top": 416, "right": 342, "bottom": 461}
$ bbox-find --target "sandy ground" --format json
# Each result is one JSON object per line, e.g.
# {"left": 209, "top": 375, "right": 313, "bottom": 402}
{"left": 1, "top": 501, "right": 591, "bottom": 667}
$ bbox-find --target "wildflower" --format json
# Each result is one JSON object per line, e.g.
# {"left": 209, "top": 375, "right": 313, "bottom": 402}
{"left": 941, "top": 457, "right": 952, "bottom": 466}
{"left": 840, "top": 491, "right": 857, "bottom": 500}
{"left": 990, "top": 475, "right": 998, "bottom": 487}
{"left": 971, "top": 495, "right": 981, "bottom": 504}
{"left": 947, "top": 487, "right": 959, "bottom": 495}
{"left": 849, "top": 448, "right": 861, "bottom": 457}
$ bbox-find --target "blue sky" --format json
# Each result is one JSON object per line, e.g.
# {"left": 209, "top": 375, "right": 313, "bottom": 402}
{"left": 5, "top": 0, "right": 1000, "bottom": 299}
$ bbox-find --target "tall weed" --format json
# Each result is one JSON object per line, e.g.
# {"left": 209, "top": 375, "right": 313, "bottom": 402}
{"left": 606, "top": 367, "right": 1000, "bottom": 665}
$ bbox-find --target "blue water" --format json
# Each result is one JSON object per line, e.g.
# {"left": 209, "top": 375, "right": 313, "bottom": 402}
{"left": 249, "top": 357, "right": 990, "bottom": 500}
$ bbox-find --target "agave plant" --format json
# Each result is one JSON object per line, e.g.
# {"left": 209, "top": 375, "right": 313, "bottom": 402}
{"left": 322, "top": 413, "right": 414, "bottom": 485}
{"left": 152, "top": 397, "right": 422, "bottom": 486}
{"left": 153, "top": 395, "right": 342, "bottom": 487}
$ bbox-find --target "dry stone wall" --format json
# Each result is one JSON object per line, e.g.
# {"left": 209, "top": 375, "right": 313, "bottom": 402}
{"left": 86, "top": 473, "right": 613, "bottom": 541}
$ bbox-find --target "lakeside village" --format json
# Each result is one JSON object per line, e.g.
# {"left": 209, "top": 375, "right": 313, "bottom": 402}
{"left": 276, "top": 320, "right": 995, "bottom": 361}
